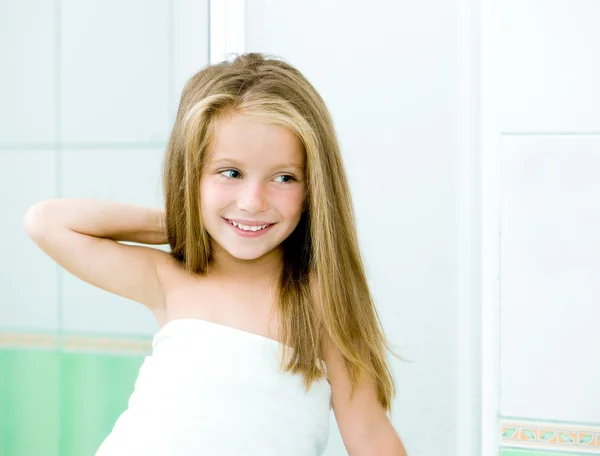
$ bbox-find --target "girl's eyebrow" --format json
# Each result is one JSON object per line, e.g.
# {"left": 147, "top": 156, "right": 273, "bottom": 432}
{"left": 209, "top": 158, "right": 304, "bottom": 172}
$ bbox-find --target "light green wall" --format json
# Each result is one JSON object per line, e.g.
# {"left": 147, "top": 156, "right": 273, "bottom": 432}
{"left": 501, "top": 450, "right": 596, "bottom": 456}
{"left": 0, "top": 348, "right": 143, "bottom": 456}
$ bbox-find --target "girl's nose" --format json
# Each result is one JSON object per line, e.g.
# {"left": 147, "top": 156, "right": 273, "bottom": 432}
{"left": 236, "top": 181, "right": 268, "bottom": 213}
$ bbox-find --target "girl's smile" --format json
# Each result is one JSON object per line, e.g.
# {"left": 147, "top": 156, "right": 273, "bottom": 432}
{"left": 223, "top": 217, "right": 276, "bottom": 238}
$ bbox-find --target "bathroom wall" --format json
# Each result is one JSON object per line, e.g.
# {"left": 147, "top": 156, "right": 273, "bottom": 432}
{"left": 493, "top": 0, "right": 600, "bottom": 454}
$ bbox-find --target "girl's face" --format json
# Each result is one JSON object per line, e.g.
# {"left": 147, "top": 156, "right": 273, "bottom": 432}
{"left": 199, "top": 114, "right": 306, "bottom": 263}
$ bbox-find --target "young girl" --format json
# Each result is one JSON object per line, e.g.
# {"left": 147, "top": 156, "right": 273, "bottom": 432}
{"left": 24, "top": 52, "right": 408, "bottom": 456}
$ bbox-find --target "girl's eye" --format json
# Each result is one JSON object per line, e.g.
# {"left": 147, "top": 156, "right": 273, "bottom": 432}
{"left": 219, "top": 169, "right": 296, "bottom": 183}
{"left": 220, "top": 169, "right": 241, "bottom": 179}
{"left": 275, "top": 175, "right": 296, "bottom": 183}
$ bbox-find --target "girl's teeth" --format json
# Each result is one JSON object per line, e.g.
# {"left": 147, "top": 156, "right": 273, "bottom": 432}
{"left": 230, "top": 220, "right": 269, "bottom": 231}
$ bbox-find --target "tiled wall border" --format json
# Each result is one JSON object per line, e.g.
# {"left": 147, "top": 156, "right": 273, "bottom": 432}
{"left": 0, "top": 331, "right": 151, "bottom": 355}
{"left": 501, "top": 418, "right": 600, "bottom": 453}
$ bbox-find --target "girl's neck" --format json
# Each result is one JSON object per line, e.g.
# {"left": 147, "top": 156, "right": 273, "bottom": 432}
{"left": 207, "top": 246, "right": 283, "bottom": 286}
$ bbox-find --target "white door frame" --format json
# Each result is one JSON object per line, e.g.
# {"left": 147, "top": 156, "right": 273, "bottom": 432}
{"left": 209, "top": 0, "right": 246, "bottom": 64}
{"left": 481, "top": 0, "right": 501, "bottom": 454}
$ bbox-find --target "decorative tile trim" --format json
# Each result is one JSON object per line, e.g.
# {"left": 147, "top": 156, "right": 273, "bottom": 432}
{"left": 0, "top": 331, "right": 152, "bottom": 355}
{"left": 501, "top": 418, "right": 600, "bottom": 453}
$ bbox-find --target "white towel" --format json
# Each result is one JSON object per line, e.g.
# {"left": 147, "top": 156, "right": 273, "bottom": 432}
{"left": 95, "top": 318, "right": 332, "bottom": 456}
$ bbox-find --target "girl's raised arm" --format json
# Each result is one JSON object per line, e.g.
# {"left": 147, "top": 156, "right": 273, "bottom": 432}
{"left": 23, "top": 198, "right": 171, "bottom": 313}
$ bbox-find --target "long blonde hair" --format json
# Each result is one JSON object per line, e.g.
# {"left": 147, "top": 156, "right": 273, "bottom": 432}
{"left": 162, "top": 52, "right": 405, "bottom": 417}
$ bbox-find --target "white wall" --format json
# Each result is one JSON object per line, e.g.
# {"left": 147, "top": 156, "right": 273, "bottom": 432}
{"left": 495, "top": 0, "right": 600, "bottom": 425}
{"left": 497, "top": 0, "right": 600, "bottom": 426}
{"left": 0, "top": 0, "right": 209, "bottom": 335}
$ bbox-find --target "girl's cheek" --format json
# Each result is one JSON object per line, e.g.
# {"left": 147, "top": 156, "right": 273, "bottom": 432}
{"left": 274, "top": 190, "right": 305, "bottom": 209}
{"left": 207, "top": 177, "right": 235, "bottom": 192}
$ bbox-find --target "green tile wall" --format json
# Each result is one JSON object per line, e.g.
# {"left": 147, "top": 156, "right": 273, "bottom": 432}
{"left": 0, "top": 349, "right": 59, "bottom": 456}
{"left": 0, "top": 348, "right": 144, "bottom": 456}
{"left": 501, "top": 450, "right": 595, "bottom": 456}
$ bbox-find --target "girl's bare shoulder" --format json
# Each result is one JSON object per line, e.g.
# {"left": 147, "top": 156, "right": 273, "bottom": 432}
{"left": 154, "top": 251, "right": 200, "bottom": 297}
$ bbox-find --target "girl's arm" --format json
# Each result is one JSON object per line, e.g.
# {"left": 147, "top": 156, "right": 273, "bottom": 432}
{"left": 23, "top": 198, "right": 171, "bottom": 311}
{"left": 25, "top": 198, "right": 167, "bottom": 245}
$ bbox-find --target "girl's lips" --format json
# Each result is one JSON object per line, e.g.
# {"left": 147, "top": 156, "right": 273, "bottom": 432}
{"left": 225, "top": 218, "right": 274, "bottom": 226}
